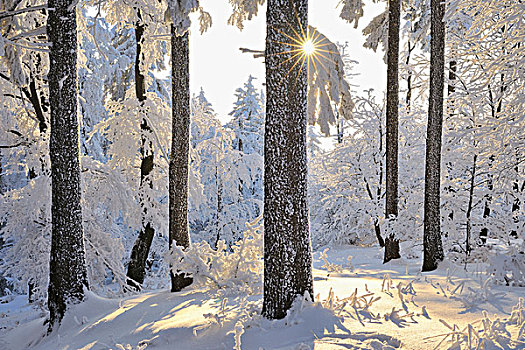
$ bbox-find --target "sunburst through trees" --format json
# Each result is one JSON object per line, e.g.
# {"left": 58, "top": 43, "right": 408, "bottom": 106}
{"left": 270, "top": 19, "right": 339, "bottom": 85}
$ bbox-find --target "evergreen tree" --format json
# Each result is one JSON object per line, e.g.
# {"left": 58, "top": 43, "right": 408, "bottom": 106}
{"left": 169, "top": 29, "right": 193, "bottom": 292}
{"left": 47, "top": 0, "right": 89, "bottom": 329}
{"left": 384, "top": 0, "right": 401, "bottom": 261}
{"left": 190, "top": 90, "right": 262, "bottom": 247}
{"left": 422, "top": 0, "right": 445, "bottom": 272}
{"left": 226, "top": 75, "right": 264, "bottom": 156}
{"left": 164, "top": 0, "right": 211, "bottom": 292}
{"left": 263, "top": 0, "right": 313, "bottom": 320}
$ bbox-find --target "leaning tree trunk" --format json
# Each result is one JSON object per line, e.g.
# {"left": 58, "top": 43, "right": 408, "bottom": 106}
{"left": 384, "top": 0, "right": 401, "bottom": 263}
{"left": 126, "top": 12, "right": 156, "bottom": 289}
{"left": 422, "top": 0, "right": 446, "bottom": 272}
{"left": 262, "top": 0, "right": 313, "bottom": 320}
{"left": 47, "top": 0, "right": 89, "bottom": 330}
{"left": 169, "top": 29, "right": 193, "bottom": 292}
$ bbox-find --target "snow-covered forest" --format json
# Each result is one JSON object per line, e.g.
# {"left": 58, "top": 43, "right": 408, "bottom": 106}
{"left": 0, "top": 0, "right": 524, "bottom": 349}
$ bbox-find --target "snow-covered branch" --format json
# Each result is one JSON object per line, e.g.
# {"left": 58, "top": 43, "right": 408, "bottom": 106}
{"left": 0, "top": 4, "right": 48, "bottom": 20}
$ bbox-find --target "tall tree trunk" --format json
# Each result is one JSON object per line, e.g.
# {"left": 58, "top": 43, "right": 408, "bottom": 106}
{"left": 126, "top": 13, "right": 156, "bottom": 289}
{"left": 214, "top": 165, "right": 223, "bottom": 249}
{"left": 263, "top": 0, "right": 313, "bottom": 320}
{"left": 444, "top": 51, "right": 457, "bottom": 225}
{"left": 447, "top": 59, "right": 456, "bottom": 117}
{"left": 465, "top": 155, "right": 477, "bottom": 259}
{"left": 422, "top": 0, "right": 446, "bottom": 272}
{"left": 385, "top": 0, "right": 400, "bottom": 220}
{"left": 47, "top": 0, "right": 89, "bottom": 329}
{"left": 405, "top": 41, "right": 414, "bottom": 112}
{"left": 511, "top": 156, "right": 521, "bottom": 238}
{"left": 384, "top": 0, "right": 401, "bottom": 263}
{"left": 364, "top": 177, "right": 385, "bottom": 247}
{"left": 169, "top": 29, "right": 193, "bottom": 292}
{"left": 27, "top": 79, "right": 47, "bottom": 135}
{"left": 0, "top": 154, "right": 8, "bottom": 297}
{"left": 479, "top": 155, "right": 494, "bottom": 245}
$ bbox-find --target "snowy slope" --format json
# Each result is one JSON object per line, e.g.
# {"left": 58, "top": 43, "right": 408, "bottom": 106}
{"left": 1, "top": 246, "right": 524, "bottom": 350}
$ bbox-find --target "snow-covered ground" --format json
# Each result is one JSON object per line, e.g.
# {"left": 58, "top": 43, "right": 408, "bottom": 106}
{"left": 1, "top": 246, "right": 524, "bottom": 350}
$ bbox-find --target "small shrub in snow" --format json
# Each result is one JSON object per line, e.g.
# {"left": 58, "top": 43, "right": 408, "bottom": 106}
{"left": 488, "top": 245, "right": 525, "bottom": 287}
{"left": 509, "top": 298, "right": 525, "bottom": 326}
{"left": 455, "top": 278, "right": 506, "bottom": 311}
{"left": 229, "top": 320, "right": 244, "bottom": 350}
{"left": 428, "top": 304, "right": 525, "bottom": 349}
{"left": 166, "top": 216, "right": 263, "bottom": 295}
{"left": 318, "top": 248, "right": 353, "bottom": 275}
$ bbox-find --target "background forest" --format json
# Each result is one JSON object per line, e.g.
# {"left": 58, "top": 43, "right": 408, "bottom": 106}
{"left": 0, "top": 0, "right": 524, "bottom": 349}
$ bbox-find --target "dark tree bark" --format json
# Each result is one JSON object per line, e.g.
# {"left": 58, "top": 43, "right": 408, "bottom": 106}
{"left": 47, "top": 0, "right": 89, "bottom": 330}
{"left": 383, "top": 234, "right": 400, "bottom": 263}
{"left": 510, "top": 160, "right": 522, "bottom": 238}
{"left": 479, "top": 155, "right": 494, "bottom": 245}
{"left": 447, "top": 61, "right": 456, "bottom": 95}
{"left": 422, "top": 0, "right": 445, "bottom": 272}
{"left": 127, "top": 12, "right": 156, "bottom": 289}
{"left": 169, "top": 29, "right": 193, "bottom": 292}
{"left": 385, "top": 0, "right": 400, "bottom": 220}
{"left": 465, "top": 155, "right": 477, "bottom": 258}
{"left": 445, "top": 54, "right": 457, "bottom": 225}
{"left": 405, "top": 41, "right": 414, "bottom": 111}
{"left": 363, "top": 176, "right": 384, "bottom": 247}
{"left": 447, "top": 59, "right": 456, "bottom": 118}
{"left": 384, "top": 0, "right": 401, "bottom": 263}
{"left": 238, "top": 115, "right": 244, "bottom": 152}
{"left": 336, "top": 110, "right": 343, "bottom": 144}
{"left": 214, "top": 165, "right": 223, "bottom": 249}
{"left": 262, "top": 0, "right": 313, "bottom": 320}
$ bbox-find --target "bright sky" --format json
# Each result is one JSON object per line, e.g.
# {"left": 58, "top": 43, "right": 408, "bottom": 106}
{"left": 188, "top": 0, "right": 387, "bottom": 122}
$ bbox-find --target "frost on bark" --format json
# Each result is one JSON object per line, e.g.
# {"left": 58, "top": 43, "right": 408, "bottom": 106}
{"left": 47, "top": 0, "right": 89, "bottom": 329}
{"left": 169, "top": 29, "right": 193, "bottom": 292}
{"left": 127, "top": 12, "right": 155, "bottom": 289}
{"left": 384, "top": 0, "right": 401, "bottom": 263}
{"left": 262, "top": 0, "right": 313, "bottom": 320}
{"left": 0, "top": 155, "right": 9, "bottom": 297}
{"left": 422, "top": 0, "right": 445, "bottom": 272}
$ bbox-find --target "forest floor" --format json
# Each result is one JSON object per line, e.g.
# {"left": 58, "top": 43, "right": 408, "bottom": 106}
{"left": 1, "top": 245, "right": 524, "bottom": 350}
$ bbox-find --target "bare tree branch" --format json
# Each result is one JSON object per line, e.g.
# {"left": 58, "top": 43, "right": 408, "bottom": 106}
{"left": 239, "top": 47, "right": 264, "bottom": 58}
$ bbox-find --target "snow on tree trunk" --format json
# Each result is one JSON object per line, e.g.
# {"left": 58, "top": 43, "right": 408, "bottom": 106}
{"left": 0, "top": 157, "right": 8, "bottom": 297}
{"left": 385, "top": 0, "right": 399, "bottom": 220}
{"left": 47, "top": 0, "right": 89, "bottom": 329}
{"left": 169, "top": 29, "right": 193, "bottom": 292}
{"left": 127, "top": 13, "right": 155, "bottom": 289}
{"left": 262, "top": 0, "right": 313, "bottom": 320}
{"left": 214, "top": 165, "right": 224, "bottom": 249}
{"left": 384, "top": 0, "right": 401, "bottom": 262}
{"left": 422, "top": 0, "right": 445, "bottom": 272}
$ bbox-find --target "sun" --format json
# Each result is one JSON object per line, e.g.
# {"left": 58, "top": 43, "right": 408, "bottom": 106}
{"left": 302, "top": 38, "right": 316, "bottom": 56}
{"left": 267, "top": 9, "right": 339, "bottom": 86}
{"left": 270, "top": 24, "right": 336, "bottom": 85}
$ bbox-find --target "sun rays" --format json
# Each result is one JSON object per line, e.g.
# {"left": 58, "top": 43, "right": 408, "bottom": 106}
{"left": 269, "top": 15, "right": 339, "bottom": 85}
